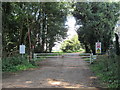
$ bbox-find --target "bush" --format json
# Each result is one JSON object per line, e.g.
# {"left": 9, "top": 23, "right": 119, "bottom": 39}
{"left": 60, "top": 35, "right": 83, "bottom": 53}
{"left": 2, "top": 54, "right": 37, "bottom": 72}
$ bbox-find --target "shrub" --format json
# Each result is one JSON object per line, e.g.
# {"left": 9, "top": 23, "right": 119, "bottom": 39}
{"left": 2, "top": 54, "right": 37, "bottom": 72}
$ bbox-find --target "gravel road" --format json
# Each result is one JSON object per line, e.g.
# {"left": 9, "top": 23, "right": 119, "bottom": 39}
{"left": 2, "top": 53, "right": 101, "bottom": 89}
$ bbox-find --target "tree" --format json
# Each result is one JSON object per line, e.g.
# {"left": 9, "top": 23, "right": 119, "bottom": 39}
{"left": 73, "top": 2, "right": 120, "bottom": 54}
{"left": 115, "top": 33, "right": 120, "bottom": 55}
{"left": 61, "top": 35, "right": 82, "bottom": 52}
{"left": 2, "top": 2, "right": 70, "bottom": 57}
{"left": 33, "top": 2, "right": 68, "bottom": 53}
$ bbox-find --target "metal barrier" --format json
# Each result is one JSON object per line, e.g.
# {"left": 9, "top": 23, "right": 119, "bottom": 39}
{"left": 90, "top": 53, "right": 97, "bottom": 64}
{"left": 33, "top": 53, "right": 63, "bottom": 60}
{"left": 34, "top": 53, "right": 97, "bottom": 64}
{"left": 80, "top": 53, "right": 97, "bottom": 64}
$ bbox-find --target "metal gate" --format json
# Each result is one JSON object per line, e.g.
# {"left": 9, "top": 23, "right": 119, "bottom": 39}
{"left": 33, "top": 53, "right": 97, "bottom": 64}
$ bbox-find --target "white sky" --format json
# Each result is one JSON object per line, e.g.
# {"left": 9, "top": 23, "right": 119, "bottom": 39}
{"left": 52, "top": 16, "right": 77, "bottom": 51}
{"left": 66, "top": 16, "right": 78, "bottom": 39}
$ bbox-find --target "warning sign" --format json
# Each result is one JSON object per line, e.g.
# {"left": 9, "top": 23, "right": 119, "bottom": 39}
{"left": 96, "top": 42, "right": 101, "bottom": 54}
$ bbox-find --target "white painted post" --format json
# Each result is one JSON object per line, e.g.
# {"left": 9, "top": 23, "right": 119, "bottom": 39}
{"left": 34, "top": 53, "right": 37, "bottom": 60}
{"left": 90, "top": 54, "right": 92, "bottom": 64}
{"left": 90, "top": 53, "right": 93, "bottom": 64}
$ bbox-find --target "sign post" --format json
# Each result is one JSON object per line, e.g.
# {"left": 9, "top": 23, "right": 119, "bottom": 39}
{"left": 95, "top": 41, "right": 101, "bottom": 54}
{"left": 19, "top": 44, "right": 25, "bottom": 57}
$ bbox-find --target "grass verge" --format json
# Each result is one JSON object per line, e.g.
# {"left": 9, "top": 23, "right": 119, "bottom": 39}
{"left": 90, "top": 55, "right": 120, "bottom": 88}
{"left": 2, "top": 54, "right": 40, "bottom": 72}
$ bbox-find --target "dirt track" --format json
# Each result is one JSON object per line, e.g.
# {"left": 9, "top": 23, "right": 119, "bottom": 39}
{"left": 2, "top": 53, "right": 100, "bottom": 89}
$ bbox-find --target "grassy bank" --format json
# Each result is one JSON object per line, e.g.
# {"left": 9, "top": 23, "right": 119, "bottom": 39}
{"left": 90, "top": 55, "right": 120, "bottom": 88}
{"left": 2, "top": 55, "right": 39, "bottom": 72}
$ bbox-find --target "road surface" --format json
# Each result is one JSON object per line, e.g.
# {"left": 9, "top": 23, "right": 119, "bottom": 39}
{"left": 2, "top": 53, "right": 100, "bottom": 89}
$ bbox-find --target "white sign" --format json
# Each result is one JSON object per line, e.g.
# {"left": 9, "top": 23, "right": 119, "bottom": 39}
{"left": 95, "top": 42, "right": 101, "bottom": 54}
{"left": 19, "top": 45, "right": 25, "bottom": 54}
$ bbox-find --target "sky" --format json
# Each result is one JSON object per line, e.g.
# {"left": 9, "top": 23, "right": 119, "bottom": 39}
{"left": 52, "top": 16, "right": 78, "bottom": 51}
{"left": 66, "top": 16, "right": 78, "bottom": 39}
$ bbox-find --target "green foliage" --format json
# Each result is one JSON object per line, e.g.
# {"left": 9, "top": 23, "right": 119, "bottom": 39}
{"left": 2, "top": 2, "right": 70, "bottom": 57}
{"left": 2, "top": 55, "right": 37, "bottom": 72}
{"left": 115, "top": 33, "right": 120, "bottom": 55}
{"left": 90, "top": 55, "right": 120, "bottom": 88}
{"left": 73, "top": 2, "right": 120, "bottom": 54}
{"left": 61, "top": 35, "right": 83, "bottom": 52}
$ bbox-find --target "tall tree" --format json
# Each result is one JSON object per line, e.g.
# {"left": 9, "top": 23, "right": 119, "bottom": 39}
{"left": 115, "top": 33, "right": 120, "bottom": 55}
{"left": 2, "top": 2, "right": 69, "bottom": 57}
{"left": 73, "top": 2, "right": 120, "bottom": 54}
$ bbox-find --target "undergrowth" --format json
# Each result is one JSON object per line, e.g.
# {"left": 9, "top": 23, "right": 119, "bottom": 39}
{"left": 90, "top": 55, "right": 120, "bottom": 88}
{"left": 2, "top": 54, "right": 38, "bottom": 72}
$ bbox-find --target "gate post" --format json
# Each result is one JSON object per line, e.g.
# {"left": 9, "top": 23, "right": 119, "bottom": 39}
{"left": 34, "top": 53, "right": 37, "bottom": 60}
{"left": 90, "top": 53, "right": 93, "bottom": 64}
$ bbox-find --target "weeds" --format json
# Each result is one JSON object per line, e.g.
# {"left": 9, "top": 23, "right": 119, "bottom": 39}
{"left": 2, "top": 54, "right": 37, "bottom": 72}
{"left": 90, "top": 55, "right": 120, "bottom": 88}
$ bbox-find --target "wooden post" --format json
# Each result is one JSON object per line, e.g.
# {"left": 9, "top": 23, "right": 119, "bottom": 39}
{"left": 27, "top": 18, "right": 32, "bottom": 62}
{"left": 90, "top": 53, "right": 93, "bottom": 64}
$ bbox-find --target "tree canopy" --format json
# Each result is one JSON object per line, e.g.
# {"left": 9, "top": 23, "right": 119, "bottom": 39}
{"left": 73, "top": 2, "right": 120, "bottom": 54}
{"left": 2, "top": 2, "right": 70, "bottom": 57}
{"left": 2, "top": 2, "right": 120, "bottom": 56}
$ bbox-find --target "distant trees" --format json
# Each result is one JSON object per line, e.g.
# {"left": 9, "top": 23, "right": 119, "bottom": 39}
{"left": 2, "top": 2, "right": 69, "bottom": 57}
{"left": 73, "top": 2, "right": 120, "bottom": 54}
{"left": 61, "top": 35, "right": 82, "bottom": 52}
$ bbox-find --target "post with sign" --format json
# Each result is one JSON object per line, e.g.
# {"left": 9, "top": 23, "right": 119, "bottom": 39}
{"left": 95, "top": 41, "right": 101, "bottom": 54}
{"left": 19, "top": 44, "right": 25, "bottom": 57}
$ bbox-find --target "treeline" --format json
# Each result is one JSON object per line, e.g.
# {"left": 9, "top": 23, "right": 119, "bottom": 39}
{"left": 2, "top": 2, "right": 120, "bottom": 57}
{"left": 72, "top": 2, "right": 120, "bottom": 88}
{"left": 73, "top": 2, "right": 120, "bottom": 54}
{"left": 2, "top": 2, "right": 69, "bottom": 57}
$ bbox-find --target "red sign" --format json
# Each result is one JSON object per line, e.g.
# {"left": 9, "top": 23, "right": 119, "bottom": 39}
{"left": 97, "top": 43, "right": 100, "bottom": 48}
{"left": 96, "top": 42, "right": 101, "bottom": 54}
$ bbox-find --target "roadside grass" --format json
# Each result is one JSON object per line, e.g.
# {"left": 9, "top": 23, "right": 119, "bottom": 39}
{"left": 2, "top": 54, "right": 41, "bottom": 72}
{"left": 90, "top": 55, "right": 120, "bottom": 88}
{"left": 2, "top": 52, "right": 66, "bottom": 72}
{"left": 55, "top": 48, "right": 85, "bottom": 53}
{"left": 83, "top": 58, "right": 90, "bottom": 62}
{"left": 52, "top": 51, "right": 65, "bottom": 54}
{"left": 66, "top": 48, "right": 85, "bottom": 53}
{"left": 38, "top": 53, "right": 63, "bottom": 56}
{"left": 34, "top": 52, "right": 65, "bottom": 57}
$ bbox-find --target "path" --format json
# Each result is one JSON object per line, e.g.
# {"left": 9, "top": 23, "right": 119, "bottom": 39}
{"left": 2, "top": 53, "right": 100, "bottom": 89}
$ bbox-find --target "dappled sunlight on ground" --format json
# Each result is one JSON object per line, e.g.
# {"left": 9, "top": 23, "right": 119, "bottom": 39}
{"left": 48, "top": 79, "right": 61, "bottom": 86}
{"left": 8, "top": 84, "right": 29, "bottom": 88}
{"left": 89, "top": 76, "right": 98, "bottom": 79}
{"left": 47, "top": 78, "right": 94, "bottom": 88}
{"left": 25, "top": 81, "right": 33, "bottom": 84}
{"left": 3, "top": 53, "right": 101, "bottom": 88}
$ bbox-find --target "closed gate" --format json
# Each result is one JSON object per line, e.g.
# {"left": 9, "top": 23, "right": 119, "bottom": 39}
{"left": 33, "top": 53, "right": 97, "bottom": 64}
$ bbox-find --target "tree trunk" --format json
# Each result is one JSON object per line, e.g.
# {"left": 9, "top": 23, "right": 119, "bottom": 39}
{"left": 49, "top": 45, "right": 53, "bottom": 53}
{"left": 84, "top": 44, "right": 91, "bottom": 53}
{"left": 90, "top": 43, "right": 95, "bottom": 55}
{"left": 115, "top": 33, "right": 120, "bottom": 55}
{"left": 27, "top": 17, "right": 32, "bottom": 61}
{"left": 41, "top": 20, "right": 45, "bottom": 52}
